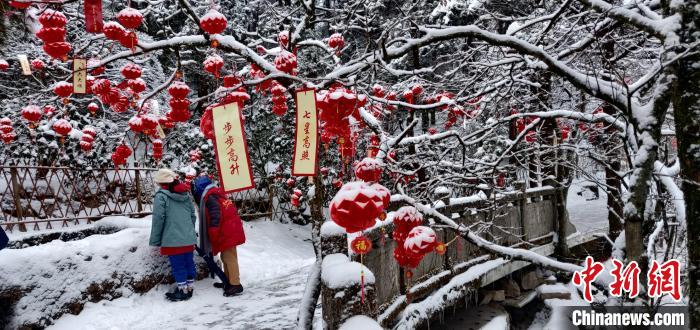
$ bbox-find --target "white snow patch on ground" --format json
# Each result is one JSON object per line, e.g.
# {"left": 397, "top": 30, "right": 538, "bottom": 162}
{"left": 567, "top": 177, "right": 608, "bottom": 233}
{"left": 49, "top": 219, "right": 317, "bottom": 330}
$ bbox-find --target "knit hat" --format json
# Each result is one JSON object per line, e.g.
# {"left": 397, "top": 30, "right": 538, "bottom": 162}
{"left": 154, "top": 168, "right": 178, "bottom": 184}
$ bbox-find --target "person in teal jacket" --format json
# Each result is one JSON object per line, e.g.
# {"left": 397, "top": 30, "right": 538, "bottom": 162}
{"left": 149, "top": 168, "right": 198, "bottom": 301}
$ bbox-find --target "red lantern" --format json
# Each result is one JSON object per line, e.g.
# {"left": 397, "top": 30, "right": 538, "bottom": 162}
{"left": 393, "top": 246, "right": 422, "bottom": 268}
{"left": 169, "top": 98, "right": 191, "bottom": 111}
{"left": 39, "top": 10, "right": 67, "bottom": 28}
{"left": 199, "top": 106, "right": 215, "bottom": 140}
{"left": 329, "top": 181, "right": 388, "bottom": 233}
{"left": 117, "top": 7, "right": 143, "bottom": 29}
{"left": 9, "top": 1, "right": 31, "bottom": 9}
{"left": 21, "top": 105, "right": 42, "bottom": 123}
{"left": 434, "top": 242, "right": 446, "bottom": 255}
{"left": 88, "top": 59, "right": 104, "bottom": 75}
{"left": 351, "top": 235, "right": 373, "bottom": 255}
{"left": 160, "top": 115, "right": 175, "bottom": 129}
{"left": 354, "top": 157, "right": 383, "bottom": 182}
{"left": 128, "top": 78, "right": 146, "bottom": 94}
{"left": 80, "top": 140, "right": 93, "bottom": 152}
{"left": 115, "top": 144, "right": 132, "bottom": 159}
{"left": 53, "top": 81, "right": 73, "bottom": 98}
{"left": 36, "top": 27, "right": 66, "bottom": 43}
{"left": 404, "top": 226, "right": 437, "bottom": 256}
{"left": 1, "top": 132, "right": 16, "bottom": 144}
{"left": 128, "top": 116, "right": 144, "bottom": 132}
{"left": 393, "top": 206, "right": 423, "bottom": 243}
{"left": 152, "top": 139, "right": 163, "bottom": 161}
{"left": 328, "top": 33, "right": 345, "bottom": 54}
{"left": 0, "top": 118, "right": 11, "bottom": 126}
{"left": 102, "top": 22, "right": 126, "bottom": 40}
{"left": 278, "top": 30, "right": 289, "bottom": 48}
{"left": 203, "top": 55, "right": 224, "bottom": 78}
{"left": 274, "top": 50, "right": 297, "bottom": 75}
{"left": 427, "top": 127, "right": 437, "bottom": 135}
{"left": 411, "top": 84, "right": 423, "bottom": 97}
{"left": 43, "top": 42, "right": 71, "bottom": 60}
{"left": 199, "top": 9, "right": 228, "bottom": 35}
{"left": 31, "top": 59, "right": 45, "bottom": 71}
{"left": 221, "top": 87, "right": 251, "bottom": 105}
{"left": 119, "top": 31, "right": 138, "bottom": 49}
{"left": 0, "top": 60, "right": 8, "bottom": 71}
{"left": 121, "top": 63, "right": 141, "bottom": 79}
{"left": 82, "top": 127, "right": 96, "bottom": 137}
{"left": 168, "top": 81, "right": 190, "bottom": 98}
{"left": 91, "top": 79, "right": 111, "bottom": 95}
{"left": 0, "top": 125, "right": 12, "bottom": 134}
{"left": 168, "top": 108, "right": 190, "bottom": 122}
{"left": 52, "top": 119, "right": 73, "bottom": 136}
{"left": 43, "top": 105, "right": 56, "bottom": 116}
{"left": 222, "top": 75, "right": 241, "bottom": 88}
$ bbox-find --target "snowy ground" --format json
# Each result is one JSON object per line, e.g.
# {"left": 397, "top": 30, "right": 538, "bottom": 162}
{"left": 48, "top": 218, "right": 318, "bottom": 330}
{"left": 566, "top": 176, "right": 609, "bottom": 234}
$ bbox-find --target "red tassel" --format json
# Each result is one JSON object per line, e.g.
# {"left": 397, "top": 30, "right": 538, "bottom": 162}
{"left": 84, "top": 0, "right": 103, "bottom": 33}
{"left": 360, "top": 254, "right": 365, "bottom": 304}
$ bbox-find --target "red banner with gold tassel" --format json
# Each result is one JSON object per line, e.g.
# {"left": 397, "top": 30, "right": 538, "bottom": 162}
{"left": 84, "top": 0, "right": 103, "bottom": 33}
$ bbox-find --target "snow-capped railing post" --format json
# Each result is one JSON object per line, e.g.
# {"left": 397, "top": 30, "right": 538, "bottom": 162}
{"left": 320, "top": 254, "right": 377, "bottom": 330}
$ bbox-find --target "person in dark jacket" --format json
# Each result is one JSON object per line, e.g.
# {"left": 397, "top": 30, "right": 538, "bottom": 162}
{"left": 0, "top": 226, "right": 8, "bottom": 250}
{"left": 150, "top": 169, "right": 198, "bottom": 302}
{"left": 191, "top": 175, "right": 246, "bottom": 297}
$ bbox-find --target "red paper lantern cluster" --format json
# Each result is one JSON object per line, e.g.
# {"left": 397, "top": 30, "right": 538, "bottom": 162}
{"left": 21, "top": 105, "right": 42, "bottom": 125}
{"left": 274, "top": 50, "right": 297, "bottom": 75}
{"left": 204, "top": 55, "right": 224, "bottom": 78}
{"left": 270, "top": 81, "right": 287, "bottom": 116}
{"left": 328, "top": 33, "right": 345, "bottom": 55}
{"left": 128, "top": 114, "right": 159, "bottom": 135}
{"left": 92, "top": 78, "right": 130, "bottom": 113}
{"left": 249, "top": 63, "right": 271, "bottom": 93}
{"left": 152, "top": 139, "right": 163, "bottom": 161}
{"left": 200, "top": 9, "right": 228, "bottom": 35}
{"left": 278, "top": 31, "right": 289, "bottom": 49}
{"left": 401, "top": 84, "right": 423, "bottom": 104}
{"left": 80, "top": 128, "right": 96, "bottom": 153}
{"left": 354, "top": 157, "right": 383, "bottom": 182}
{"left": 116, "top": 7, "right": 143, "bottom": 29}
{"left": 0, "top": 60, "right": 8, "bottom": 71}
{"left": 392, "top": 206, "right": 426, "bottom": 269}
{"left": 167, "top": 81, "right": 191, "bottom": 122}
{"left": 52, "top": 119, "right": 73, "bottom": 137}
{"left": 329, "top": 181, "right": 389, "bottom": 233}
{"left": 31, "top": 59, "right": 45, "bottom": 71}
{"left": 112, "top": 144, "right": 132, "bottom": 167}
{"left": 0, "top": 118, "right": 16, "bottom": 144}
{"left": 37, "top": 10, "right": 70, "bottom": 60}
{"left": 317, "top": 84, "right": 367, "bottom": 149}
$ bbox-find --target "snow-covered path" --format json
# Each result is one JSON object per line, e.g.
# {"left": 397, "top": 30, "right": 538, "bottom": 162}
{"left": 49, "top": 219, "right": 317, "bottom": 330}
{"left": 567, "top": 177, "right": 609, "bottom": 234}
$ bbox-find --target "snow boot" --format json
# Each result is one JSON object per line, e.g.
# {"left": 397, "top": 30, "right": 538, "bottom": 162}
{"left": 223, "top": 284, "right": 244, "bottom": 297}
{"left": 213, "top": 282, "right": 226, "bottom": 289}
{"left": 166, "top": 287, "right": 191, "bottom": 302}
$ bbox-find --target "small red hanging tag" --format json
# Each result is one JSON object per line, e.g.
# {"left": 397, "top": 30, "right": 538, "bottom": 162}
{"left": 84, "top": 0, "right": 104, "bottom": 33}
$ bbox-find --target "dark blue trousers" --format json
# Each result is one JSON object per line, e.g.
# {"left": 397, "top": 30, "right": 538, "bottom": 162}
{"left": 168, "top": 251, "right": 196, "bottom": 284}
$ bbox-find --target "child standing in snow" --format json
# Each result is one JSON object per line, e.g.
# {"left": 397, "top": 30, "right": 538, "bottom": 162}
{"left": 191, "top": 175, "right": 246, "bottom": 297}
{"left": 149, "top": 169, "right": 198, "bottom": 301}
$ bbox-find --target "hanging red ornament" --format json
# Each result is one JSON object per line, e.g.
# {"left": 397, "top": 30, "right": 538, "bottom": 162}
{"left": 274, "top": 50, "right": 297, "bottom": 75}
{"left": 9, "top": 1, "right": 31, "bottom": 9}
{"left": 119, "top": 31, "right": 138, "bottom": 49}
{"left": 160, "top": 115, "right": 175, "bottom": 129}
{"left": 91, "top": 79, "right": 111, "bottom": 95}
{"left": 168, "top": 108, "right": 190, "bottom": 122}
{"left": 116, "top": 7, "right": 142, "bottom": 29}
{"left": 152, "top": 139, "right": 163, "bottom": 161}
{"left": 36, "top": 27, "right": 66, "bottom": 43}
{"left": 434, "top": 242, "right": 446, "bottom": 255}
{"left": 189, "top": 150, "right": 202, "bottom": 162}
{"left": 351, "top": 235, "right": 373, "bottom": 255}
{"left": 200, "top": 9, "right": 228, "bottom": 35}
{"left": 128, "top": 116, "right": 144, "bottom": 132}
{"left": 393, "top": 245, "right": 422, "bottom": 268}
{"left": 222, "top": 75, "right": 240, "bottom": 88}
{"left": 39, "top": 10, "right": 67, "bottom": 28}
{"left": 1, "top": 132, "right": 16, "bottom": 144}
{"left": 290, "top": 194, "right": 300, "bottom": 207}
{"left": 80, "top": 140, "right": 93, "bottom": 152}
{"left": 327, "top": 33, "right": 345, "bottom": 55}
{"left": 52, "top": 119, "right": 73, "bottom": 136}
{"left": 0, "top": 60, "right": 8, "bottom": 71}
{"left": 404, "top": 226, "right": 437, "bottom": 256}
{"left": 402, "top": 89, "right": 414, "bottom": 104}
{"left": 203, "top": 55, "right": 224, "bottom": 78}
{"left": 31, "top": 59, "right": 45, "bottom": 71}
{"left": 199, "top": 105, "right": 215, "bottom": 140}
{"left": 102, "top": 21, "right": 126, "bottom": 40}
{"left": 329, "top": 181, "right": 388, "bottom": 233}
{"left": 128, "top": 78, "right": 146, "bottom": 94}
{"left": 43, "top": 42, "right": 72, "bottom": 61}
{"left": 0, "top": 118, "right": 11, "bottom": 126}
{"left": 141, "top": 114, "right": 159, "bottom": 132}
{"left": 168, "top": 81, "right": 191, "bottom": 98}
{"left": 53, "top": 81, "right": 74, "bottom": 98}
{"left": 392, "top": 206, "right": 423, "bottom": 243}
{"left": 410, "top": 84, "right": 423, "bottom": 97}
{"left": 121, "top": 63, "right": 141, "bottom": 79}
{"left": 278, "top": 31, "right": 289, "bottom": 49}
{"left": 286, "top": 177, "right": 296, "bottom": 187}
{"left": 169, "top": 98, "right": 191, "bottom": 111}
{"left": 21, "top": 105, "right": 42, "bottom": 124}
{"left": 82, "top": 127, "right": 96, "bottom": 137}
{"left": 354, "top": 157, "right": 383, "bottom": 182}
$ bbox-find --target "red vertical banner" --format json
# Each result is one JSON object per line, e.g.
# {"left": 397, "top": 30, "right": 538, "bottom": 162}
{"left": 212, "top": 102, "right": 255, "bottom": 193}
{"left": 84, "top": 0, "right": 103, "bottom": 33}
{"left": 292, "top": 88, "right": 319, "bottom": 176}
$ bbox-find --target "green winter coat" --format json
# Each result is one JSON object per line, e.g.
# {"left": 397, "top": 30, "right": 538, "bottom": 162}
{"left": 149, "top": 189, "right": 197, "bottom": 247}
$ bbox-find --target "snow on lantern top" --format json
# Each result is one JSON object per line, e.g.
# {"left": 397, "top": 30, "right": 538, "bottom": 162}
{"left": 121, "top": 63, "right": 142, "bottom": 79}
{"left": 168, "top": 81, "right": 191, "bottom": 98}
{"left": 278, "top": 30, "right": 289, "bottom": 48}
{"left": 39, "top": 9, "right": 67, "bottom": 28}
{"left": 329, "top": 181, "right": 389, "bottom": 233}
{"left": 200, "top": 9, "right": 228, "bottom": 35}
{"left": 403, "top": 226, "right": 437, "bottom": 255}
{"left": 117, "top": 7, "right": 143, "bottom": 29}
{"left": 21, "top": 105, "right": 42, "bottom": 123}
{"left": 52, "top": 119, "right": 73, "bottom": 136}
{"left": 274, "top": 50, "right": 297, "bottom": 75}
{"left": 103, "top": 22, "right": 127, "bottom": 40}
{"left": 53, "top": 81, "right": 73, "bottom": 98}
{"left": 354, "top": 157, "right": 383, "bottom": 182}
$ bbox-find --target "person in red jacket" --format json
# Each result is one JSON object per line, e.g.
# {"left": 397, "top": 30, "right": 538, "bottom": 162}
{"left": 191, "top": 175, "right": 246, "bottom": 297}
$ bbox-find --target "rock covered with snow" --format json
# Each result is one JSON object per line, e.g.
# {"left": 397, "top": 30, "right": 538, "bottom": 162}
{"left": 321, "top": 254, "right": 375, "bottom": 289}
{"left": 339, "top": 315, "right": 383, "bottom": 330}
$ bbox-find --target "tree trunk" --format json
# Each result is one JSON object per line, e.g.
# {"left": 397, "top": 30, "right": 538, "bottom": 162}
{"left": 670, "top": 1, "right": 700, "bottom": 327}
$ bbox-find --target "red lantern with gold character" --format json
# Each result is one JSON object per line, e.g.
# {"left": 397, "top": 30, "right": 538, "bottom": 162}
{"left": 351, "top": 235, "right": 372, "bottom": 255}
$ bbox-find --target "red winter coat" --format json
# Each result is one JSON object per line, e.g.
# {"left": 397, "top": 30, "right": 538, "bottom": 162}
{"left": 202, "top": 187, "right": 246, "bottom": 255}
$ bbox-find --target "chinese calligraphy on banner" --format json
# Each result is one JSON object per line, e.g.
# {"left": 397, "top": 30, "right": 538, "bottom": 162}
{"left": 84, "top": 0, "right": 104, "bottom": 33}
{"left": 212, "top": 102, "right": 255, "bottom": 193}
{"left": 73, "top": 58, "right": 87, "bottom": 94}
{"left": 292, "top": 89, "right": 318, "bottom": 176}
